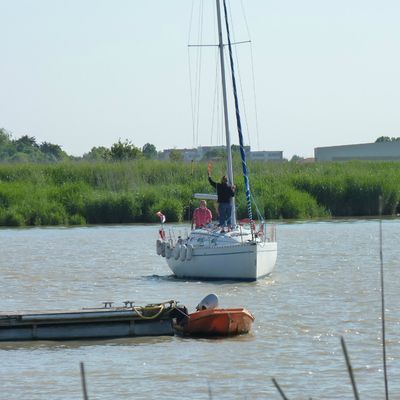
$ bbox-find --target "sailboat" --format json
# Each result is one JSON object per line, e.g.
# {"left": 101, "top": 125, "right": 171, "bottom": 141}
{"left": 156, "top": 0, "right": 277, "bottom": 281}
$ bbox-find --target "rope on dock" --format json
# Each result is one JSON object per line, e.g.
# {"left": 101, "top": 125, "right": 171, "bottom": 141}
{"left": 132, "top": 300, "right": 181, "bottom": 320}
{"left": 133, "top": 305, "right": 165, "bottom": 320}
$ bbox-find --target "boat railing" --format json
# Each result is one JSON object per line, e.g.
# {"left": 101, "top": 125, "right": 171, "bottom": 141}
{"left": 166, "top": 224, "right": 219, "bottom": 242}
{"left": 166, "top": 226, "right": 189, "bottom": 243}
{"left": 236, "top": 220, "right": 276, "bottom": 243}
{"left": 253, "top": 222, "right": 276, "bottom": 243}
{"left": 268, "top": 224, "right": 276, "bottom": 242}
{"left": 164, "top": 222, "right": 277, "bottom": 247}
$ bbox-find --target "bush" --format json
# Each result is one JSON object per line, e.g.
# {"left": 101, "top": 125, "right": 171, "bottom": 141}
{"left": 0, "top": 208, "right": 25, "bottom": 226}
{"left": 68, "top": 214, "right": 86, "bottom": 225}
{"left": 20, "top": 202, "right": 68, "bottom": 226}
{"left": 49, "top": 182, "right": 90, "bottom": 215}
{"left": 151, "top": 198, "right": 184, "bottom": 222}
{"left": 0, "top": 160, "right": 400, "bottom": 226}
{"left": 261, "top": 186, "right": 327, "bottom": 219}
{"left": 84, "top": 192, "right": 141, "bottom": 224}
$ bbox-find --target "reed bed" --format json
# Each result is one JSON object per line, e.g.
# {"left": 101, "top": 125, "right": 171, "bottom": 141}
{"left": 0, "top": 160, "right": 399, "bottom": 226}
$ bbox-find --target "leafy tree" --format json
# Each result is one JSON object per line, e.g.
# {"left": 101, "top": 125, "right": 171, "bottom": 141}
{"left": 0, "top": 128, "right": 11, "bottom": 146}
{"left": 169, "top": 149, "right": 184, "bottom": 162}
{"left": 83, "top": 146, "right": 112, "bottom": 161}
{"left": 376, "top": 136, "right": 390, "bottom": 142}
{"left": 13, "top": 135, "right": 39, "bottom": 151}
{"left": 110, "top": 139, "right": 142, "bottom": 161}
{"left": 290, "top": 155, "right": 304, "bottom": 163}
{"left": 0, "top": 129, "right": 68, "bottom": 162}
{"left": 142, "top": 143, "right": 157, "bottom": 159}
{"left": 8, "top": 135, "right": 43, "bottom": 161}
{"left": 375, "top": 136, "right": 400, "bottom": 143}
{"left": 0, "top": 129, "right": 13, "bottom": 161}
{"left": 40, "top": 142, "right": 66, "bottom": 161}
{"left": 9, "top": 152, "right": 31, "bottom": 163}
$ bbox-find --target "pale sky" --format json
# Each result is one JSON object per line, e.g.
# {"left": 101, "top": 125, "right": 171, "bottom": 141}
{"left": 1, "top": 0, "right": 399, "bottom": 159}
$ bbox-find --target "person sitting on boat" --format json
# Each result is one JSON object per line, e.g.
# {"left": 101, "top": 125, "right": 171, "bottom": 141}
{"left": 208, "top": 173, "right": 235, "bottom": 228}
{"left": 191, "top": 200, "right": 213, "bottom": 230}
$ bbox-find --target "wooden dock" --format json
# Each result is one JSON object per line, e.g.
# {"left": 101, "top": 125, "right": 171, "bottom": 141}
{"left": 0, "top": 301, "right": 187, "bottom": 341}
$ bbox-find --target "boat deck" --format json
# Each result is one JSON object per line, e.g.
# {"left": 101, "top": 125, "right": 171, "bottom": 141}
{"left": 0, "top": 302, "right": 183, "bottom": 341}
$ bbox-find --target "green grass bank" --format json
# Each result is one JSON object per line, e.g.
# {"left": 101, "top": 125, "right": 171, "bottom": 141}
{"left": 0, "top": 160, "right": 399, "bottom": 226}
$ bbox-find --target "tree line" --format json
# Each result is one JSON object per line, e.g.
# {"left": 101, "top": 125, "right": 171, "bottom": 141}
{"left": 0, "top": 128, "right": 162, "bottom": 163}
{"left": 0, "top": 128, "right": 68, "bottom": 162}
{"left": 375, "top": 136, "right": 400, "bottom": 143}
{"left": 2, "top": 127, "right": 400, "bottom": 164}
{"left": 0, "top": 128, "right": 250, "bottom": 163}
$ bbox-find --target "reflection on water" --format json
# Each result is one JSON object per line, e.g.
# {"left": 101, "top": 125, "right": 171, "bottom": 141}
{"left": 1, "top": 220, "right": 400, "bottom": 399}
{"left": 0, "top": 336, "right": 176, "bottom": 351}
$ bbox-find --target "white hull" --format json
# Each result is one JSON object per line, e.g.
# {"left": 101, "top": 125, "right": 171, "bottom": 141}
{"left": 159, "top": 228, "right": 277, "bottom": 280}
{"left": 167, "top": 242, "right": 276, "bottom": 280}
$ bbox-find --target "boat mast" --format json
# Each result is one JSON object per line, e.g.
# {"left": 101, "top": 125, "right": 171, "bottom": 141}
{"left": 222, "top": 0, "right": 253, "bottom": 222}
{"left": 216, "top": 0, "right": 236, "bottom": 225}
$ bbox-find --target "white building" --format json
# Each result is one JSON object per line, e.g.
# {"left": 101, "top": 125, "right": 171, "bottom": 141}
{"left": 159, "top": 148, "right": 198, "bottom": 161}
{"left": 196, "top": 145, "right": 227, "bottom": 160}
{"left": 315, "top": 142, "right": 400, "bottom": 161}
{"left": 160, "top": 146, "right": 284, "bottom": 162}
{"left": 249, "top": 151, "right": 283, "bottom": 162}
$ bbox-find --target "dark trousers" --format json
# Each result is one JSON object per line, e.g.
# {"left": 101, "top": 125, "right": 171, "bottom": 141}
{"left": 218, "top": 202, "right": 232, "bottom": 227}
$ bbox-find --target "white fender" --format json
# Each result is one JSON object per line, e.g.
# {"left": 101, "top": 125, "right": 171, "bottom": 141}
{"left": 165, "top": 243, "right": 172, "bottom": 259}
{"left": 173, "top": 244, "right": 181, "bottom": 260}
{"left": 156, "top": 239, "right": 163, "bottom": 255}
{"left": 186, "top": 244, "right": 193, "bottom": 261}
{"left": 180, "top": 244, "right": 187, "bottom": 262}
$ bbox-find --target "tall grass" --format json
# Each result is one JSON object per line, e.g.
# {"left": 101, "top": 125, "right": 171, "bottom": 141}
{"left": 0, "top": 160, "right": 399, "bottom": 226}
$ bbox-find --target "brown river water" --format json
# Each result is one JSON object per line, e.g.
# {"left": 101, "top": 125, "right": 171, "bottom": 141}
{"left": 0, "top": 220, "right": 399, "bottom": 399}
